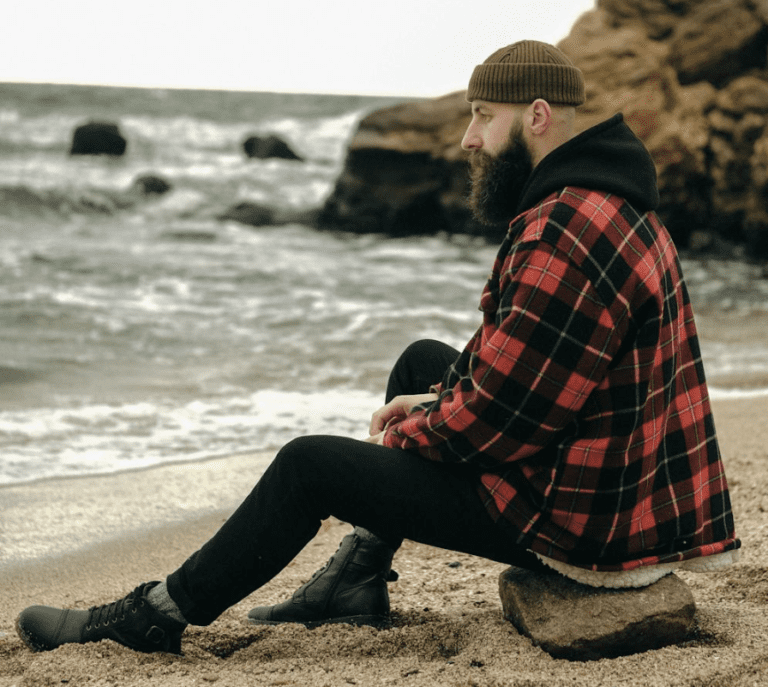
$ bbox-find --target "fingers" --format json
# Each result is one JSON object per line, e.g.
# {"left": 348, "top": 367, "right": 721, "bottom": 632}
{"left": 364, "top": 431, "right": 385, "bottom": 445}
{"left": 368, "top": 393, "right": 438, "bottom": 436}
{"left": 369, "top": 398, "right": 406, "bottom": 435}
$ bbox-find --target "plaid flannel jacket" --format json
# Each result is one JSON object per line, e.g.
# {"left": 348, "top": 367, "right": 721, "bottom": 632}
{"left": 383, "top": 186, "right": 739, "bottom": 571}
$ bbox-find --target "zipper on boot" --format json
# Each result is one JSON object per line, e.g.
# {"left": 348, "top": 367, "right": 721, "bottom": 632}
{"left": 248, "top": 533, "right": 396, "bottom": 628}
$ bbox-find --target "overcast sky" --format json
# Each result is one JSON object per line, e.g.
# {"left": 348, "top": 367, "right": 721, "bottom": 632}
{"left": 1, "top": 0, "right": 596, "bottom": 97}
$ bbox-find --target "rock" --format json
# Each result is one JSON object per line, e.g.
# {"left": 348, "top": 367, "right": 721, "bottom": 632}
{"left": 131, "top": 174, "right": 172, "bottom": 195}
{"left": 564, "top": 0, "right": 768, "bottom": 256}
{"left": 319, "top": 148, "right": 463, "bottom": 236}
{"left": 716, "top": 75, "right": 768, "bottom": 115}
{"left": 218, "top": 202, "right": 275, "bottom": 227}
{"left": 243, "top": 135, "right": 303, "bottom": 161}
{"left": 318, "top": 0, "right": 768, "bottom": 255}
{"left": 318, "top": 93, "right": 494, "bottom": 237}
{"left": 70, "top": 122, "right": 127, "bottom": 156}
{"left": 668, "top": 0, "right": 768, "bottom": 86}
{"left": 217, "top": 203, "right": 318, "bottom": 229}
{"left": 595, "top": 0, "right": 708, "bottom": 40}
{"left": 498, "top": 567, "right": 696, "bottom": 661}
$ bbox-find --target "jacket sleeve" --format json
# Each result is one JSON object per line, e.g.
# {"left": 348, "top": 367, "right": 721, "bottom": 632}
{"left": 382, "top": 236, "right": 627, "bottom": 467}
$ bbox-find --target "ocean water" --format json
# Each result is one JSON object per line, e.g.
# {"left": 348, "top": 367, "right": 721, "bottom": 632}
{"left": 1, "top": 83, "right": 767, "bottom": 486}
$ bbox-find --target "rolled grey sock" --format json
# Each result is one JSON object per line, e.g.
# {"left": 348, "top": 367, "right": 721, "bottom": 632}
{"left": 147, "top": 581, "right": 188, "bottom": 625}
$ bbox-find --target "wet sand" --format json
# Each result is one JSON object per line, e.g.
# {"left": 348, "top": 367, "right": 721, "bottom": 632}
{"left": 2, "top": 396, "right": 768, "bottom": 686}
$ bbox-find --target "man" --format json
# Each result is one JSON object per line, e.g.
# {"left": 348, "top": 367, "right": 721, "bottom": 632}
{"left": 16, "top": 40, "right": 739, "bottom": 655}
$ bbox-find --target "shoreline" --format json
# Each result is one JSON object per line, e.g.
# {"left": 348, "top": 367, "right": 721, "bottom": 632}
{"left": 2, "top": 383, "right": 768, "bottom": 491}
{"left": 0, "top": 450, "right": 275, "bottom": 567}
{"left": 0, "top": 446, "right": 277, "bottom": 491}
{"left": 2, "top": 397, "right": 768, "bottom": 686}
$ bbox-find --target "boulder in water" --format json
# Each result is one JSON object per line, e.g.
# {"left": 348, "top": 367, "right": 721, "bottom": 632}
{"left": 131, "top": 174, "right": 172, "bottom": 196}
{"left": 70, "top": 122, "right": 127, "bottom": 156}
{"left": 218, "top": 202, "right": 275, "bottom": 227}
{"left": 243, "top": 135, "right": 303, "bottom": 161}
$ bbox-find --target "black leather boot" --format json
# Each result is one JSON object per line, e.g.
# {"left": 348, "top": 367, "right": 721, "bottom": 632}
{"left": 247, "top": 532, "right": 397, "bottom": 628}
{"left": 16, "top": 582, "right": 187, "bottom": 654}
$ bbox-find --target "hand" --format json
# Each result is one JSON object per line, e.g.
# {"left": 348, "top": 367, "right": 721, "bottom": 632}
{"left": 368, "top": 393, "right": 438, "bottom": 436}
{"left": 364, "top": 431, "right": 386, "bottom": 445}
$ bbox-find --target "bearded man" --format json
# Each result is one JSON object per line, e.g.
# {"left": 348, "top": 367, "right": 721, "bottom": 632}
{"left": 16, "top": 41, "right": 739, "bottom": 655}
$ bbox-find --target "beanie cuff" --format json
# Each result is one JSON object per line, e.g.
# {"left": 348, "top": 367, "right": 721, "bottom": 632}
{"left": 466, "top": 62, "right": 586, "bottom": 106}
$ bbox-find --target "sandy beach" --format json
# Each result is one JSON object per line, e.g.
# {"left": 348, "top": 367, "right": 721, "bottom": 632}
{"left": 2, "top": 396, "right": 768, "bottom": 686}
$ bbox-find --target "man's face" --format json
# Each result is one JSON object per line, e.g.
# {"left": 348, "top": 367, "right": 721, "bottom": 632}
{"left": 465, "top": 110, "right": 535, "bottom": 226}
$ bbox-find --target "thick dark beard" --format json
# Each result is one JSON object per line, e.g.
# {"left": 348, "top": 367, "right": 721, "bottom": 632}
{"left": 467, "top": 122, "right": 535, "bottom": 226}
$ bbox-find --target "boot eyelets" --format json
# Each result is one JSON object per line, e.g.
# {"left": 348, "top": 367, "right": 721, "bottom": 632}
{"left": 17, "top": 582, "right": 185, "bottom": 655}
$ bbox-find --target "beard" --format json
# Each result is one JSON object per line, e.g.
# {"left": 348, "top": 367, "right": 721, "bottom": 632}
{"left": 467, "top": 120, "right": 535, "bottom": 226}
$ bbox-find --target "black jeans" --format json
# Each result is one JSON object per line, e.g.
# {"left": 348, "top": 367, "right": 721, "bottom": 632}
{"left": 167, "top": 339, "right": 546, "bottom": 625}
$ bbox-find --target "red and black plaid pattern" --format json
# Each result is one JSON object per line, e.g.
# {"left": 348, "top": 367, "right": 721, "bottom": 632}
{"left": 384, "top": 187, "right": 739, "bottom": 571}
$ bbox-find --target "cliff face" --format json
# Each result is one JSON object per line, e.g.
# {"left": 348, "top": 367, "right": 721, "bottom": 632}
{"left": 317, "top": 94, "right": 479, "bottom": 237}
{"left": 563, "top": 0, "right": 768, "bottom": 256}
{"left": 319, "top": 0, "right": 768, "bottom": 257}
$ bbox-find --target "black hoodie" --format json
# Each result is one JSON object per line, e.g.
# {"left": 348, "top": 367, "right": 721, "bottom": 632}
{"left": 515, "top": 113, "right": 660, "bottom": 217}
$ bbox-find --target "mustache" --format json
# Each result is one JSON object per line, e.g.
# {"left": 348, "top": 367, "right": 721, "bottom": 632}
{"left": 466, "top": 128, "right": 534, "bottom": 226}
{"left": 468, "top": 149, "right": 493, "bottom": 174}
{"left": 468, "top": 149, "right": 514, "bottom": 202}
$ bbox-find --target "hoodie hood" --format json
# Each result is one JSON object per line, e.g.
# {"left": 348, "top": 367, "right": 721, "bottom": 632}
{"left": 515, "top": 113, "right": 660, "bottom": 216}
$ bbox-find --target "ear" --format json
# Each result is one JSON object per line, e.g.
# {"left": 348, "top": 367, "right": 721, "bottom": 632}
{"left": 528, "top": 99, "right": 553, "bottom": 136}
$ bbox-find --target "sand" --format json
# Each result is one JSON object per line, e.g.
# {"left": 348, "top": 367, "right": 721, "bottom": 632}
{"left": 2, "top": 396, "right": 768, "bottom": 686}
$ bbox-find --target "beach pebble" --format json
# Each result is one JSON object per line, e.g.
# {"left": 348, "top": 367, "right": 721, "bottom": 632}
{"left": 498, "top": 567, "right": 696, "bottom": 660}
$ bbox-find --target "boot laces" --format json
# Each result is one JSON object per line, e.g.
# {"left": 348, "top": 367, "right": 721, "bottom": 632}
{"left": 297, "top": 555, "right": 334, "bottom": 591}
{"left": 86, "top": 585, "right": 145, "bottom": 629}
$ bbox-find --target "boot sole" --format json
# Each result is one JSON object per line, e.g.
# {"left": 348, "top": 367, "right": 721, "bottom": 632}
{"left": 248, "top": 614, "right": 390, "bottom": 630}
{"left": 15, "top": 617, "right": 48, "bottom": 652}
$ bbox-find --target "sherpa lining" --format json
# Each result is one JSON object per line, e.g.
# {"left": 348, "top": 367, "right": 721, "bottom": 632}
{"left": 535, "top": 549, "right": 741, "bottom": 588}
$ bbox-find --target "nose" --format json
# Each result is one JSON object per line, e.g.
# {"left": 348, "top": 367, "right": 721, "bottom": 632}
{"left": 461, "top": 120, "right": 481, "bottom": 151}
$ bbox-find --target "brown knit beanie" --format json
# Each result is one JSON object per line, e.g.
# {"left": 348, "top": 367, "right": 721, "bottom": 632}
{"left": 466, "top": 40, "right": 585, "bottom": 106}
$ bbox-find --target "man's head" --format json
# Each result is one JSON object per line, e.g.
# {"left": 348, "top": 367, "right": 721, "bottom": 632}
{"left": 462, "top": 40, "right": 585, "bottom": 224}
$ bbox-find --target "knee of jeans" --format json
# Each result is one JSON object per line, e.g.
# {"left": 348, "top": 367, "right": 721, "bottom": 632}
{"left": 274, "top": 435, "right": 347, "bottom": 480}
{"left": 274, "top": 436, "right": 318, "bottom": 471}
{"left": 387, "top": 339, "right": 456, "bottom": 401}
{"left": 390, "top": 339, "right": 446, "bottom": 383}
{"left": 270, "top": 438, "right": 321, "bottom": 502}
{"left": 271, "top": 436, "right": 343, "bottom": 518}
{"left": 399, "top": 339, "right": 444, "bottom": 361}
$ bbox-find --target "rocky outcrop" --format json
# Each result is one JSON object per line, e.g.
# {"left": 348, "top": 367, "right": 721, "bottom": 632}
{"left": 70, "top": 122, "right": 127, "bottom": 156}
{"left": 499, "top": 567, "right": 696, "bottom": 660}
{"left": 320, "top": 0, "right": 768, "bottom": 257}
{"left": 317, "top": 94, "right": 484, "bottom": 237}
{"left": 561, "top": 0, "right": 768, "bottom": 255}
{"left": 243, "top": 135, "right": 303, "bottom": 161}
